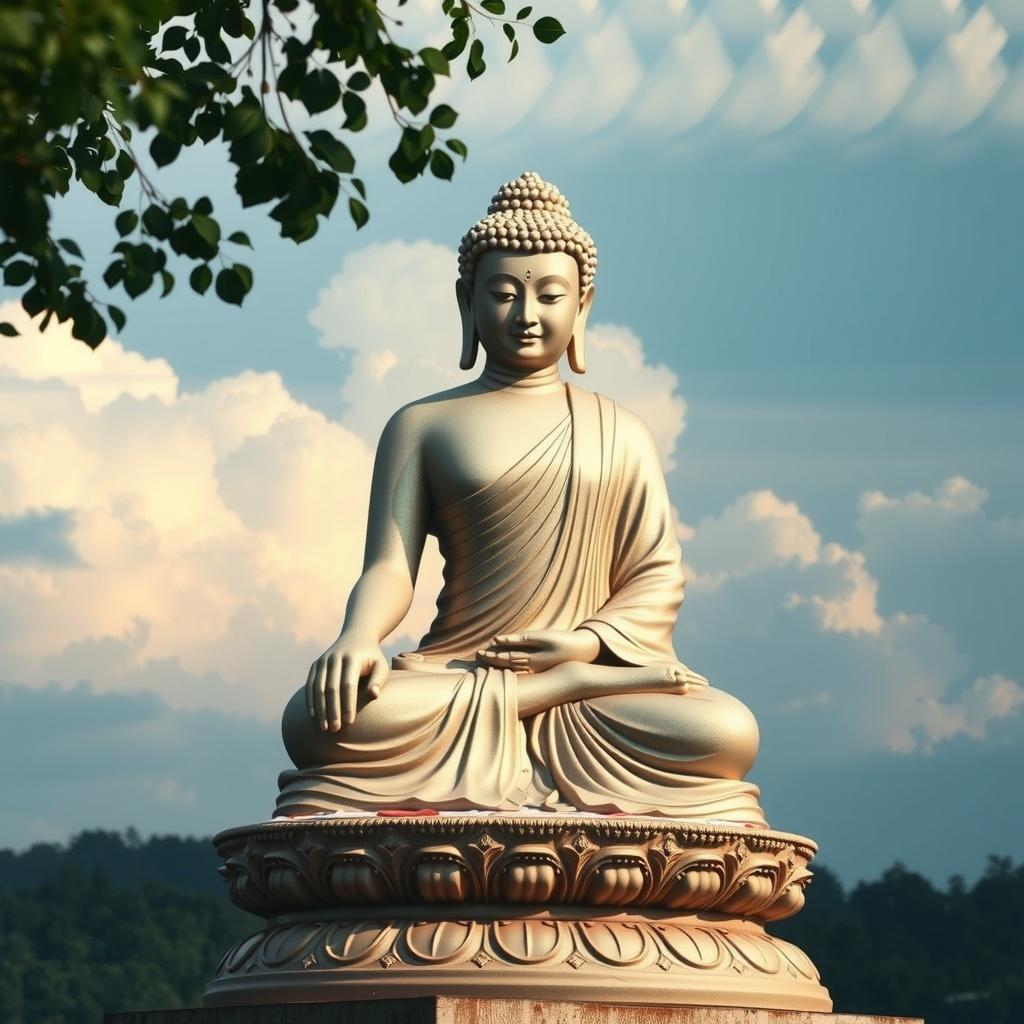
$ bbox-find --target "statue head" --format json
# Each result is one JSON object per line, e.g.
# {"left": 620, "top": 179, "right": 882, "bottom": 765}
{"left": 456, "top": 171, "right": 596, "bottom": 374}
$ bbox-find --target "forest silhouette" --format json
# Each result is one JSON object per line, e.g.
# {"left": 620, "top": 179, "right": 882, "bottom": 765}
{"left": 0, "top": 829, "right": 1020, "bottom": 1023}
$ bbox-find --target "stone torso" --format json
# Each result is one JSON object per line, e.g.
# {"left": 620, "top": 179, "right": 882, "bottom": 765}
{"left": 418, "top": 383, "right": 572, "bottom": 513}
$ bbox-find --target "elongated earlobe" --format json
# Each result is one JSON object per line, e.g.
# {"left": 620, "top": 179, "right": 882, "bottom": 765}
{"left": 568, "top": 283, "right": 595, "bottom": 375}
{"left": 456, "top": 278, "right": 479, "bottom": 370}
{"left": 567, "top": 332, "right": 586, "bottom": 374}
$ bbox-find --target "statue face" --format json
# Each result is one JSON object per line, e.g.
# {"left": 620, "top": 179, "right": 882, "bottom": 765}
{"left": 470, "top": 251, "right": 587, "bottom": 371}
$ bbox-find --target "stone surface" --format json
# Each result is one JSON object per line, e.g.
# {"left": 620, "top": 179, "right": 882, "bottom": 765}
{"left": 205, "top": 816, "right": 830, "bottom": 1012}
{"left": 106, "top": 996, "right": 923, "bottom": 1024}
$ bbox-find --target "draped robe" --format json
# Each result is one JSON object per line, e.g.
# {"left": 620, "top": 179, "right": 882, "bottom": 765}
{"left": 277, "top": 385, "right": 766, "bottom": 825}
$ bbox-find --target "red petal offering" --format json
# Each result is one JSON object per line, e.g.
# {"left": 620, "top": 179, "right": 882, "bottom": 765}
{"left": 376, "top": 808, "right": 439, "bottom": 817}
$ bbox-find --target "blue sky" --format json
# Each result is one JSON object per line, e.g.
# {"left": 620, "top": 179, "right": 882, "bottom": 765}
{"left": 1, "top": 0, "right": 1022, "bottom": 886}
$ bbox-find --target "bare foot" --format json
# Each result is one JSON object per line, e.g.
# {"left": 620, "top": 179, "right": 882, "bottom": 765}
{"left": 636, "top": 662, "right": 708, "bottom": 695}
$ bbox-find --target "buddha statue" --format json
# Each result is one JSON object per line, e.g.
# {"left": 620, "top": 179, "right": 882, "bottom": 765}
{"left": 275, "top": 171, "right": 765, "bottom": 826}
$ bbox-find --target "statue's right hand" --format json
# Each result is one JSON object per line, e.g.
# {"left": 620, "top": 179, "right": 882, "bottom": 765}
{"left": 306, "top": 635, "right": 389, "bottom": 732}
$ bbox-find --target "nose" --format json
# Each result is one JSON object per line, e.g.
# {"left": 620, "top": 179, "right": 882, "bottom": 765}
{"left": 516, "top": 291, "right": 539, "bottom": 329}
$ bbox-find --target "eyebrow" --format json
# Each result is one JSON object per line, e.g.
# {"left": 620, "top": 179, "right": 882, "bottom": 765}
{"left": 484, "top": 273, "right": 571, "bottom": 288}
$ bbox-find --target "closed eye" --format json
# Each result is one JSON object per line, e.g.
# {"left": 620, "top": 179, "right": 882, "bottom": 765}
{"left": 489, "top": 290, "right": 516, "bottom": 303}
{"left": 539, "top": 293, "right": 566, "bottom": 303}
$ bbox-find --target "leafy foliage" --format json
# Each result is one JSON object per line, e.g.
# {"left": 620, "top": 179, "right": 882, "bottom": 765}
{"left": 0, "top": 831, "right": 1022, "bottom": 1022}
{"left": 0, "top": 0, "right": 565, "bottom": 346}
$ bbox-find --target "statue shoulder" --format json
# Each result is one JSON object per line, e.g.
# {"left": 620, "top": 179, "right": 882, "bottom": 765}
{"left": 378, "top": 383, "right": 477, "bottom": 445}
{"left": 570, "top": 386, "right": 658, "bottom": 454}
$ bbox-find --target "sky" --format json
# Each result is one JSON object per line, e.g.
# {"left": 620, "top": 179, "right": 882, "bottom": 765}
{"left": 1, "top": 0, "right": 1022, "bottom": 888}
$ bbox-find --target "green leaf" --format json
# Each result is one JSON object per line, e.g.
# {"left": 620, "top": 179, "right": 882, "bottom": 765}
{"left": 481, "top": 0, "right": 505, "bottom": 12}
{"left": 190, "top": 264, "right": 212, "bottom": 295}
{"left": 192, "top": 213, "right": 220, "bottom": 248}
{"left": 215, "top": 266, "right": 249, "bottom": 305}
{"left": 532, "top": 16, "right": 565, "bottom": 43}
{"left": 103, "top": 261, "right": 124, "bottom": 288}
{"left": 194, "top": 196, "right": 213, "bottom": 215}
{"left": 160, "top": 270, "right": 174, "bottom": 297}
{"left": 516, "top": 5, "right": 532, "bottom": 18}
{"left": 3, "top": 261, "right": 33, "bottom": 286}
{"left": 341, "top": 91, "right": 367, "bottom": 131}
{"left": 420, "top": 47, "right": 450, "bottom": 75}
{"left": 467, "top": 39, "right": 486, "bottom": 80}
{"left": 349, "top": 197, "right": 369, "bottom": 229}
{"left": 108, "top": 305, "right": 126, "bottom": 332}
{"left": 0, "top": 322, "right": 19, "bottom": 337}
{"left": 307, "top": 130, "right": 355, "bottom": 174}
{"left": 503, "top": 23, "right": 515, "bottom": 42}
{"left": 430, "top": 150, "right": 455, "bottom": 181}
{"left": 300, "top": 69, "right": 341, "bottom": 115}
{"left": 58, "top": 238, "right": 83, "bottom": 258}
{"left": 142, "top": 205, "right": 173, "bottom": 239}
{"left": 348, "top": 71, "right": 371, "bottom": 91}
{"left": 508, "top": 38, "right": 519, "bottom": 61}
{"left": 150, "top": 134, "right": 181, "bottom": 167}
{"left": 115, "top": 210, "right": 138, "bottom": 236}
{"left": 162, "top": 26, "right": 187, "bottom": 51}
{"left": 227, "top": 231, "right": 253, "bottom": 248}
{"left": 429, "top": 104, "right": 458, "bottom": 129}
{"left": 224, "top": 102, "right": 263, "bottom": 139}
{"left": 183, "top": 35, "right": 201, "bottom": 61}
{"left": 351, "top": 178, "right": 366, "bottom": 199}
{"left": 442, "top": 19, "right": 469, "bottom": 60}
{"left": 116, "top": 151, "right": 135, "bottom": 180}
{"left": 446, "top": 138, "right": 469, "bottom": 160}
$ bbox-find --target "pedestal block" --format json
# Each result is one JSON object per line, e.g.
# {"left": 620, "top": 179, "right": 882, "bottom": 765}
{"left": 203, "top": 816, "right": 835, "bottom": 1012}
{"left": 106, "top": 995, "right": 924, "bottom": 1024}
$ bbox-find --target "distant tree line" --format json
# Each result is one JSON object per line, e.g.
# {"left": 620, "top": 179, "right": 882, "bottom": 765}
{"left": 0, "top": 830, "right": 1021, "bottom": 1023}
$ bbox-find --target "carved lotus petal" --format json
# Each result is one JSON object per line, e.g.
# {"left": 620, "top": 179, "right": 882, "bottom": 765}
{"left": 260, "top": 924, "right": 324, "bottom": 968}
{"left": 327, "top": 859, "right": 389, "bottom": 904}
{"left": 653, "top": 924, "right": 726, "bottom": 969}
{"left": 227, "top": 871, "right": 276, "bottom": 915}
{"left": 264, "top": 863, "right": 319, "bottom": 906}
{"left": 724, "top": 931, "right": 783, "bottom": 975}
{"left": 663, "top": 863, "right": 724, "bottom": 909}
{"left": 414, "top": 859, "right": 470, "bottom": 902}
{"left": 761, "top": 882, "right": 806, "bottom": 921}
{"left": 498, "top": 859, "right": 561, "bottom": 903}
{"left": 323, "top": 921, "right": 393, "bottom": 965}
{"left": 722, "top": 869, "right": 777, "bottom": 915}
{"left": 492, "top": 919, "right": 567, "bottom": 964}
{"left": 776, "top": 936, "right": 820, "bottom": 980}
{"left": 221, "top": 931, "right": 264, "bottom": 974}
{"left": 577, "top": 921, "right": 650, "bottom": 966}
{"left": 403, "top": 920, "right": 481, "bottom": 964}
{"left": 585, "top": 858, "right": 650, "bottom": 906}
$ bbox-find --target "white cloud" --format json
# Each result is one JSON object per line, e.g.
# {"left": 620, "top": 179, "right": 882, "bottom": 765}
{"left": 811, "top": 15, "right": 916, "bottom": 134}
{"left": 538, "top": 15, "right": 645, "bottom": 135}
{"left": 630, "top": 16, "right": 735, "bottom": 135}
{"left": 680, "top": 482, "right": 1022, "bottom": 757}
{"left": 619, "top": 0, "right": 694, "bottom": 37}
{"left": 0, "top": 305, "right": 177, "bottom": 412}
{"left": 686, "top": 489, "right": 821, "bottom": 583}
{"left": 889, "top": 0, "right": 967, "bottom": 41}
{"left": 799, "top": 0, "right": 876, "bottom": 38}
{"left": 0, "top": 302, "right": 387, "bottom": 718}
{"left": 986, "top": 0, "right": 1024, "bottom": 32}
{"left": 901, "top": 7, "right": 1009, "bottom": 133}
{"left": 704, "top": 0, "right": 785, "bottom": 40}
{"left": 721, "top": 9, "right": 827, "bottom": 134}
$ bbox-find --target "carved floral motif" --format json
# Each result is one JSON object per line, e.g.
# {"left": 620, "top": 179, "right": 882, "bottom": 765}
{"left": 215, "top": 815, "right": 815, "bottom": 923}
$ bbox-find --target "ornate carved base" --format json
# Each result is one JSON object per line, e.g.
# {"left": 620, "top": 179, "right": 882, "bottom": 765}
{"left": 205, "top": 815, "right": 831, "bottom": 1012}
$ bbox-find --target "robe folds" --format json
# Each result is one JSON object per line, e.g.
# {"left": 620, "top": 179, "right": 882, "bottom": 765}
{"left": 277, "top": 385, "right": 766, "bottom": 826}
